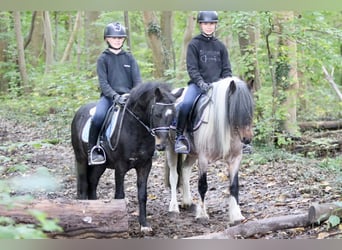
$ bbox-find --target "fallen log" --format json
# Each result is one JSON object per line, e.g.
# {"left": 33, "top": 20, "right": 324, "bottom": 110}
{"left": 308, "top": 203, "right": 342, "bottom": 224}
{"left": 0, "top": 199, "right": 129, "bottom": 239}
{"left": 186, "top": 203, "right": 342, "bottom": 239}
{"left": 298, "top": 120, "right": 342, "bottom": 131}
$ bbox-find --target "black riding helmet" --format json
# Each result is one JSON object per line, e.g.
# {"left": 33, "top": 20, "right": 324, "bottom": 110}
{"left": 197, "top": 11, "right": 218, "bottom": 23}
{"left": 104, "top": 22, "right": 127, "bottom": 39}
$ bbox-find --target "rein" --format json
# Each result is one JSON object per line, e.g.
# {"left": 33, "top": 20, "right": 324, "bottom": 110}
{"left": 108, "top": 98, "right": 173, "bottom": 151}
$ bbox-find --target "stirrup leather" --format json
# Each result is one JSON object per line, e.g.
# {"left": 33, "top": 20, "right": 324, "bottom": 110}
{"left": 89, "top": 145, "right": 106, "bottom": 165}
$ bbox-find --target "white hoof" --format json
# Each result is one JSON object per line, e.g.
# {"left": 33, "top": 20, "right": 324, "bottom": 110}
{"left": 169, "top": 201, "right": 180, "bottom": 213}
{"left": 140, "top": 226, "right": 153, "bottom": 232}
{"left": 229, "top": 197, "right": 245, "bottom": 223}
{"left": 195, "top": 203, "right": 209, "bottom": 219}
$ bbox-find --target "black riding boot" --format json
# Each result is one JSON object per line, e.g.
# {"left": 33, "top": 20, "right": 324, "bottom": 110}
{"left": 88, "top": 121, "right": 105, "bottom": 165}
{"left": 174, "top": 111, "right": 190, "bottom": 154}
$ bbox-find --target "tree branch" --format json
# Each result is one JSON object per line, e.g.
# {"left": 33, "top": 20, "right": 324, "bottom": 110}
{"left": 322, "top": 65, "right": 342, "bottom": 101}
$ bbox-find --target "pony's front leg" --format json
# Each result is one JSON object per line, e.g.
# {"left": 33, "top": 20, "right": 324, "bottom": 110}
{"left": 228, "top": 154, "right": 245, "bottom": 224}
{"left": 180, "top": 155, "right": 196, "bottom": 209}
{"left": 195, "top": 156, "right": 209, "bottom": 219}
{"left": 166, "top": 150, "right": 180, "bottom": 213}
{"left": 136, "top": 162, "right": 153, "bottom": 232}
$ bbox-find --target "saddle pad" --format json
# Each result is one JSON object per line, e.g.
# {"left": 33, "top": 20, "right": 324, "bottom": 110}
{"left": 81, "top": 107, "right": 96, "bottom": 143}
{"left": 81, "top": 106, "right": 121, "bottom": 143}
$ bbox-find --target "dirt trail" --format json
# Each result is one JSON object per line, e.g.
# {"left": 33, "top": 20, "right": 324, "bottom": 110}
{"left": 0, "top": 118, "right": 341, "bottom": 239}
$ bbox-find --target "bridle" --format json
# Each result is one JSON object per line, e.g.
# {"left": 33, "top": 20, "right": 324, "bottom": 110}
{"left": 125, "top": 100, "right": 174, "bottom": 137}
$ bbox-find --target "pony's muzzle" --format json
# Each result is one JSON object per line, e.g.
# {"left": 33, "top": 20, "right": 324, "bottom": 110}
{"left": 155, "top": 136, "right": 167, "bottom": 151}
{"left": 155, "top": 143, "right": 166, "bottom": 151}
{"left": 242, "top": 137, "right": 252, "bottom": 144}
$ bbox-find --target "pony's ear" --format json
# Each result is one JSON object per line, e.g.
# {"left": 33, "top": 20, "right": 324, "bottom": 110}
{"left": 155, "top": 87, "right": 163, "bottom": 102}
{"left": 172, "top": 87, "right": 184, "bottom": 99}
{"left": 229, "top": 80, "right": 236, "bottom": 94}
{"left": 247, "top": 79, "right": 254, "bottom": 91}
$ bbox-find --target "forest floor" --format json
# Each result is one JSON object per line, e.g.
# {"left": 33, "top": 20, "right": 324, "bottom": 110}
{"left": 0, "top": 117, "right": 341, "bottom": 239}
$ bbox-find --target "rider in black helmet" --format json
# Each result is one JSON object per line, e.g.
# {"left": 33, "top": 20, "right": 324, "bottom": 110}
{"left": 174, "top": 11, "right": 232, "bottom": 154}
{"left": 88, "top": 22, "right": 142, "bottom": 165}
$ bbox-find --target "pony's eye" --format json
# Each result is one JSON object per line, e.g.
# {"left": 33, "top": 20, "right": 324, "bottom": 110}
{"left": 155, "top": 112, "right": 162, "bottom": 118}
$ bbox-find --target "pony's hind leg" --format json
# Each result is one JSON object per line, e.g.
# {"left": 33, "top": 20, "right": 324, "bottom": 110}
{"left": 76, "top": 160, "right": 89, "bottom": 199}
{"left": 228, "top": 154, "right": 245, "bottom": 224}
{"left": 195, "top": 156, "right": 209, "bottom": 219}
{"left": 87, "top": 165, "right": 106, "bottom": 199}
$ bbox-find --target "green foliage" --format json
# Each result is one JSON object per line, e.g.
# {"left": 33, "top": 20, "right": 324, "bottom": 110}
{"left": 28, "top": 210, "right": 63, "bottom": 233}
{"left": 0, "top": 164, "right": 63, "bottom": 238}
{"left": 317, "top": 156, "right": 342, "bottom": 172}
{"left": 243, "top": 145, "right": 304, "bottom": 165}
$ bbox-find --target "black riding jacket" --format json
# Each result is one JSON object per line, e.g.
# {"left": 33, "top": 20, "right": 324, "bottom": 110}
{"left": 97, "top": 48, "right": 142, "bottom": 98}
{"left": 186, "top": 34, "right": 232, "bottom": 85}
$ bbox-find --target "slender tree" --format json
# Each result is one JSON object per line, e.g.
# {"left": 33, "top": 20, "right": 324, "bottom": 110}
{"left": 13, "top": 11, "right": 29, "bottom": 93}
{"left": 43, "top": 11, "right": 54, "bottom": 74}
{"left": 60, "top": 11, "right": 82, "bottom": 63}
{"left": 0, "top": 12, "right": 9, "bottom": 93}
{"left": 177, "top": 11, "right": 196, "bottom": 80}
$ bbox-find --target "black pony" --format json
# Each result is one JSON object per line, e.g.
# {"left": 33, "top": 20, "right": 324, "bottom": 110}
{"left": 71, "top": 82, "right": 180, "bottom": 232}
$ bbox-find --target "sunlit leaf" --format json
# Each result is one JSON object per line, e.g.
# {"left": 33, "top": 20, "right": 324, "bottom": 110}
{"left": 328, "top": 215, "right": 340, "bottom": 228}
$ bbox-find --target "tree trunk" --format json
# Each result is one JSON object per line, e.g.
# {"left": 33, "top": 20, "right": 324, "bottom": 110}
{"left": 274, "top": 11, "right": 299, "bottom": 135}
{"left": 124, "top": 11, "right": 131, "bottom": 51}
{"left": 0, "top": 12, "right": 9, "bottom": 93}
{"left": 237, "top": 12, "right": 261, "bottom": 91}
{"left": 177, "top": 12, "right": 196, "bottom": 82}
{"left": 84, "top": 11, "right": 102, "bottom": 75}
{"left": 43, "top": 11, "right": 54, "bottom": 74}
{"left": 0, "top": 199, "right": 129, "bottom": 239}
{"left": 161, "top": 11, "right": 174, "bottom": 76}
{"left": 142, "top": 11, "right": 165, "bottom": 79}
{"left": 13, "top": 11, "right": 30, "bottom": 94}
{"left": 60, "top": 11, "right": 82, "bottom": 63}
{"left": 26, "top": 11, "right": 44, "bottom": 67}
{"left": 187, "top": 203, "right": 342, "bottom": 239}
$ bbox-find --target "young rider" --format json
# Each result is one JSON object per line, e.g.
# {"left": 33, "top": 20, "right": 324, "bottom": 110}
{"left": 174, "top": 11, "right": 232, "bottom": 154}
{"left": 88, "top": 22, "right": 142, "bottom": 164}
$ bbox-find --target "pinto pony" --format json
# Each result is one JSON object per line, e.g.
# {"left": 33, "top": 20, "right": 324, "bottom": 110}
{"left": 165, "top": 77, "right": 254, "bottom": 225}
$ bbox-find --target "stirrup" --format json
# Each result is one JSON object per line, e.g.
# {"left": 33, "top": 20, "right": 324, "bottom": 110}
{"left": 89, "top": 145, "right": 106, "bottom": 165}
{"left": 175, "top": 135, "right": 190, "bottom": 154}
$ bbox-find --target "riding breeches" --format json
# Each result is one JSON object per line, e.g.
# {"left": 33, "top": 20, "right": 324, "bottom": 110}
{"left": 176, "top": 83, "right": 202, "bottom": 132}
{"left": 91, "top": 96, "right": 113, "bottom": 130}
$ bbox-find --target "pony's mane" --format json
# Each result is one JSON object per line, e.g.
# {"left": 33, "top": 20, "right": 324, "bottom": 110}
{"left": 196, "top": 77, "right": 254, "bottom": 158}
{"left": 128, "top": 82, "right": 172, "bottom": 105}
